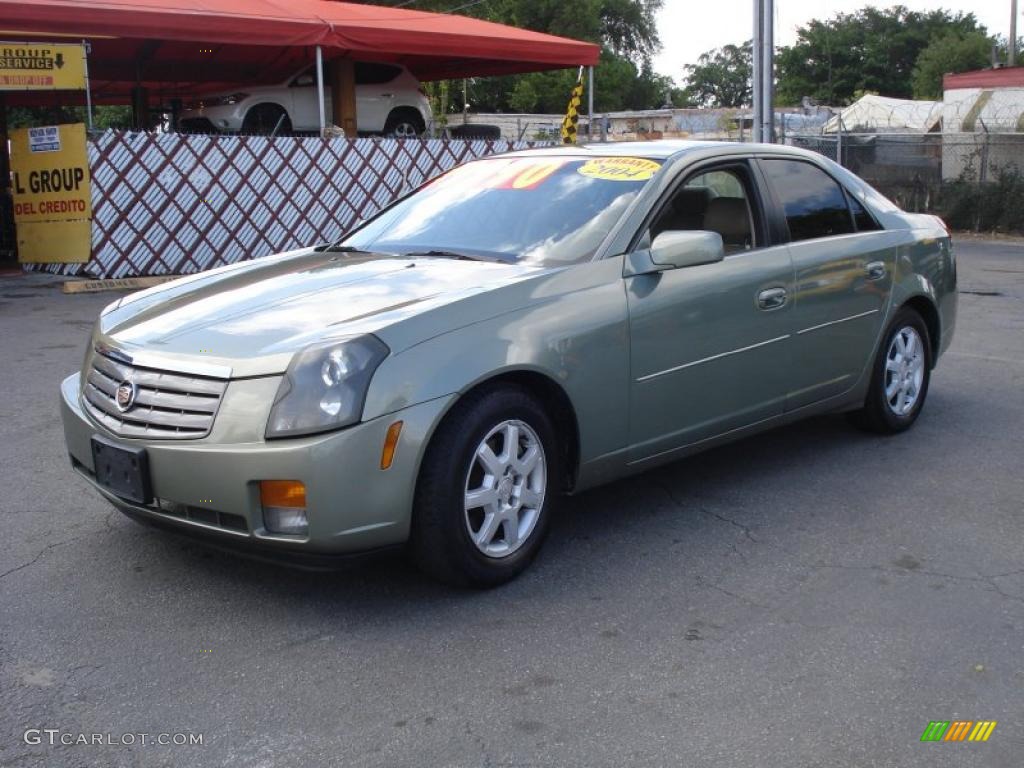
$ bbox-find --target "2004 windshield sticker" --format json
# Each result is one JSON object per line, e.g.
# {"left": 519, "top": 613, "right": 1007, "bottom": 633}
{"left": 577, "top": 157, "right": 661, "bottom": 181}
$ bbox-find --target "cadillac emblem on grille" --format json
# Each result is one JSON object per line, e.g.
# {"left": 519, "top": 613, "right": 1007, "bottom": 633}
{"left": 115, "top": 379, "right": 137, "bottom": 412}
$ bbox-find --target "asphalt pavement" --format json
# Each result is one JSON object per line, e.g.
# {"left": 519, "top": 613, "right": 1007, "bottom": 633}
{"left": 1, "top": 238, "right": 1022, "bottom": 768}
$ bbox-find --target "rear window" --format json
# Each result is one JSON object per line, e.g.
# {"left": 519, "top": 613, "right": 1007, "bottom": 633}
{"left": 848, "top": 194, "right": 882, "bottom": 232}
{"left": 343, "top": 155, "right": 663, "bottom": 265}
{"left": 355, "top": 63, "right": 401, "bottom": 85}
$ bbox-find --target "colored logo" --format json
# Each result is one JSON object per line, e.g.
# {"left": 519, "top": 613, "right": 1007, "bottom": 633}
{"left": 921, "top": 720, "right": 997, "bottom": 742}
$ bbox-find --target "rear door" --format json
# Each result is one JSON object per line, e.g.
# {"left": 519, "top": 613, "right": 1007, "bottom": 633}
{"left": 354, "top": 63, "right": 400, "bottom": 132}
{"left": 626, "top": 160, "right": 795, "bottom": 463}
{"left": 757, "top": 158, "right": 895, "bottom": 410}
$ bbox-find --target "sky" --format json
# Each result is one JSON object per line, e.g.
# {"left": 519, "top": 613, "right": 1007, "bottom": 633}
{"left": 653, "top": 0, "right": 1018, "bottom": 81}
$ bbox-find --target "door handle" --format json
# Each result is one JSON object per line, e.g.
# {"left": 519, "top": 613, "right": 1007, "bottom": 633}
{"left": 381, "top": 92, "right": 394, "bottom": 98}
{"left": 865, "top": 261, "right": 886, "bottom": 280}
{"left": 757, "top": 287, "right": 787, "bottom": 310}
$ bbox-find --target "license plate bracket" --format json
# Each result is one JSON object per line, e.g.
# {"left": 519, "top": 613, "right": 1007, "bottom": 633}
{"left": 90, "top": 436, "right": 152, "bottom": 505}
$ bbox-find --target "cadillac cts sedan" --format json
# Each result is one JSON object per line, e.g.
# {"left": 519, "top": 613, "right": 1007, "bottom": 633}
{"left": 60, "top": 141, "right": 957, "bottom": 587}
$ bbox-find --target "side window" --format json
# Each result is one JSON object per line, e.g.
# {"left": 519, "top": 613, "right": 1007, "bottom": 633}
{"left": 650, "top": 166, "right": 758, "bottom": 254}
{"left": 291, "top": 68, "right": 315, "bottom": 87}
{"left": 355, "top": 63, "right": 400, "bottom": 85}
{"left": 761, "top": 159, "right": 855, "bottom": 242}
{"left": 847, "top": 193, "right": 882, "bottom": 232}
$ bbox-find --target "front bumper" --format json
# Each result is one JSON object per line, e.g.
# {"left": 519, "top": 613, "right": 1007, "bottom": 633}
{"left": 60, "top": 373, "right": 453, "bottom": 557}
{"left": 178, "top": 105, "right": 245, "bottom": 133}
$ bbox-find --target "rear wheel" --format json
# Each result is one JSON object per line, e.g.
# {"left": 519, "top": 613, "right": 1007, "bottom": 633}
{"left": 849, "top": 307, "right": 932, "bottom": 434}
{"left": 410, "top": 385, "right": 557, "bottom": 587}
{"left": 383, "top": 108, "right": 425, "bottom": 138}
{"left": 241, "top": 104, "right": 292, "bottom": 135}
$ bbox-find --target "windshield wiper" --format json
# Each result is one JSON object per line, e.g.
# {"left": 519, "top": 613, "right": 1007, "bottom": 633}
{"left": 316, "top": 244, "right": 373, "bottom": 254}
{"left": 404, "top": 249, "right": 483, "bottom": 261}
{"left": 402, "top": 249, "right": 515, "bottom": 263}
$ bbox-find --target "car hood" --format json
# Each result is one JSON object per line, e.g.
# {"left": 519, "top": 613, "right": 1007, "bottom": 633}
{"left": 97, "top": 249, "right": 555, "bottom": 377}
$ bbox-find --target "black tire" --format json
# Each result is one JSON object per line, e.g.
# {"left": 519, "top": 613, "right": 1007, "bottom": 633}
{"left": 450, "top": 123, "right": 502, "bottom": 140}
{"left": 241, "top": 104, "right": 292, "bottom": 135}
{"left": 849, "top": 306, "right": 932, "bottom": 434}
{"left": 410, "top": 385, "right": 559, "bottom": 588}
{"left": 383, "top": 108, "right": 425, "bottom": 138}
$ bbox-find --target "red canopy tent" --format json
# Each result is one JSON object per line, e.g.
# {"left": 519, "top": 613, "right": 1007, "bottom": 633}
{"left": 1, "top": 0, "right": 600, "bottom": 102}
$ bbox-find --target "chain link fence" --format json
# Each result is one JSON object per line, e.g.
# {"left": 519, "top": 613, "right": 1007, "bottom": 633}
{"left": 786, "top": 95, "right": 1024, "bottom": 232}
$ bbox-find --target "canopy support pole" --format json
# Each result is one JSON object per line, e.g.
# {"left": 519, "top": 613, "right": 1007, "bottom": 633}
{"left": 587, "top": 65, "right": 594, "bottom": 141}
{"left": 82, "top": 40, "right": 93, "bottom": 130}
{"left": 330, "top": 58, "right": 357, "bottom": 137}
{"left": 315, "top": 45, "right": 326, "bottom": 137}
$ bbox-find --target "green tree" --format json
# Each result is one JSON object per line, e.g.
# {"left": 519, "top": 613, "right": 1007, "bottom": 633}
{"left": 7, "top": 105, "right": 132, "bottom": 130}
{"left": 475, "top": 51, "right": 671, "bottom": 113}
{"left": 359, "top": 0, "right": 666, "bottom": 113}
{"left": 775, "top": 6, "right": 987, "bottom": 105}
{"left": 678, "top": 41, "right": 752, "bottom": 107}
{"left": 912, "top": 30, "right": 993, "bottom": 99}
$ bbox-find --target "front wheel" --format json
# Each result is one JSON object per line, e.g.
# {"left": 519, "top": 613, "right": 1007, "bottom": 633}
{"left": 241, "top": 104, "right": 292, "bottom": 135}
{"left": 849, "top": 307, "right": 932, "bottom": 434}
{"left": 410, "top": 386, "right": 558, "bottom": 587}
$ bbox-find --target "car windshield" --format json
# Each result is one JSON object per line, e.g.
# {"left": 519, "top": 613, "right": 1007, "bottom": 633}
{"left": 340, "top": 155, "right": 663, "bottom": 265}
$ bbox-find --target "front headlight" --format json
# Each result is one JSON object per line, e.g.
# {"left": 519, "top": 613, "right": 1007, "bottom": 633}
{"left": 265, "top": 335, "right": 389, "bottom": 439}
{"left": 208, "top": 92, "right": 249, "bottom": 106}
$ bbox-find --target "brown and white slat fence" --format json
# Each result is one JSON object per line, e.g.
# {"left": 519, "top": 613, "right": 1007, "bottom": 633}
{"left": 28, "top": 131, "right": 546, "bottom": 278}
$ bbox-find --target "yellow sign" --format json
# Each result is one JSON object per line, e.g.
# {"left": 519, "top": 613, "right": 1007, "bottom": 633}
{"left": 577, "top": 157, "right": 661, "bottom": 182}
{"left": 0, "top": 42, "right": 86, "bottom": 90}
{"left": 11, "top": 123, "right": 91, "bottom": 263}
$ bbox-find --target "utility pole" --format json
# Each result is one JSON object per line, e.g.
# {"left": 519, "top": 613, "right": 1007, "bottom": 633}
{"left": 752, "top": 0, "right": 763, "bottom": 142}
{"left": 752, "top": 0, "right": 774, "bottom": 142}
{"left": 1011, "top": 0, "right": 1018, "bottom": 67}
{"left": 762, "top": 0, "right": 774, "bottom": 142}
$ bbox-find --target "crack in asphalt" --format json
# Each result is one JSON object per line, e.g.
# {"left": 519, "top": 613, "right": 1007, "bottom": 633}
{"left": 698, "top": 579, "right": 772, "bottom": 610}
{"left": 0, "top": 534, "right": 91, "bottom": 581}
{"left": 654, "top": 480, "right": 1024, "bottom": 608}
{"left": 67, "top": 662, "right": 107, "bottom": 680}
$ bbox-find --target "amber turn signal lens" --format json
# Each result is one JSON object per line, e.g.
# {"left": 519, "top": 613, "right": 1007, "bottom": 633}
{"left": 259, "top": 479, "right": 306, "bottom": 508}
{"left": 380, "top": 421, "right": 404, "bottom": 470}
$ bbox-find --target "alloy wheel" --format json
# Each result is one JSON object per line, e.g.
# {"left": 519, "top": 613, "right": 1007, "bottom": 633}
{"left": 884, "top": 325, "right": 925, "bottom": 416}
{"left": 463, "top": 419, "right": 546, "bottom": 558}
{"left": 390, "top": 121, "right": 419, "bottom": 138}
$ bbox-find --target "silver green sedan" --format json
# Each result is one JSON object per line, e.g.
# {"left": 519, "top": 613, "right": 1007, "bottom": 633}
{"left": 60, "top": 141, "right": 957, "bottom": 586}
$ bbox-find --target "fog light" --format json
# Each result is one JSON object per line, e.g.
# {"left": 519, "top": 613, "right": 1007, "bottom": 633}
{"left": 260, "top": 480, "right": 308, "bottom": 535}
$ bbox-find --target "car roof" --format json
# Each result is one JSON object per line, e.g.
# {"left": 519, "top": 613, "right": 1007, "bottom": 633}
{"left": 499, "top": 139, "right": 820, "bottom": 162}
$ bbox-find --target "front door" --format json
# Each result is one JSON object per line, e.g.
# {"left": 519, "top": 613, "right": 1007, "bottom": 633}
{"left": 289, "top": 69, "right": 320, "bottom": 131}
{"left": 626, "top": 163, "right": 795, "bottom": 464}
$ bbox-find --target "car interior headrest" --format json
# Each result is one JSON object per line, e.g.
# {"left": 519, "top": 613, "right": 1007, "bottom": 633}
{"left": 702, "top": 197, "right": 752, "bottom": 249}
{"left": 672, "top": 186, "right": 713, "bottom": 216}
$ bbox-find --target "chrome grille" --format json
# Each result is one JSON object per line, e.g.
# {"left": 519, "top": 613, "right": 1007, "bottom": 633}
{"left": 82, "top": 351, "right": 228, "bottom": 439}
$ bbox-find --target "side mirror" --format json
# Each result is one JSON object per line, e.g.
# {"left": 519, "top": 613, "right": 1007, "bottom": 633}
{"left": 652, "top": 230, "right": 725, "bottom": 269}
{"left": 624, "top": 230, "right": 725, "bottom": 276}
